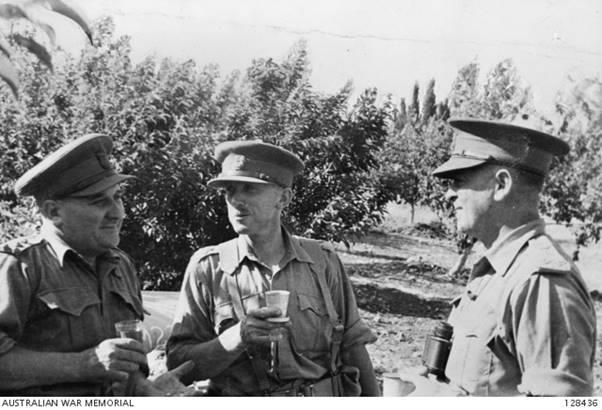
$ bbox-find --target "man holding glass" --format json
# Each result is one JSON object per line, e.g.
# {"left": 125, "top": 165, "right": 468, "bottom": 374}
{"left": 0, "top": 134, "right": 194, "bottom": 396}
{"left": 166, "top": 140, "right": 379, "bottom": 396}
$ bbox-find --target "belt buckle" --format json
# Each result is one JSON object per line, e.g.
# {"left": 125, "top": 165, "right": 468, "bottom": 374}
{"left": 301, "top": 384, "right": 314, "bottom": 397}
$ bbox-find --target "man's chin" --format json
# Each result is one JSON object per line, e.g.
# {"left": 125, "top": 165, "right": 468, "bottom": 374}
{"left": 100, "top": 236, "right": 120, "bottom": 250}
{"left": 230, "top": 222, "right": 249, "bottom": 235}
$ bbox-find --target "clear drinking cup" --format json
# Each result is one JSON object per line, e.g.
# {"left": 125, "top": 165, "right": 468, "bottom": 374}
{"left": 264, "top": 290, "right": 290, "bottom": 322}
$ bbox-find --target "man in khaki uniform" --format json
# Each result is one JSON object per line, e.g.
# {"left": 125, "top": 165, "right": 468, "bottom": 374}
{"left": 0, "top": 134, "right": 195, "bottom": 396}
{"left": 166, "top": 140, "right": 380, "bottom": 396}
{"left": 411, "top": 118, "right": 596, "bottom": 396}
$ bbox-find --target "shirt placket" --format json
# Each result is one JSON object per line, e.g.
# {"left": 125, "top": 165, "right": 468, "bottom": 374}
{"left": 96, "top": 256, "right": 119, "bottom": 337}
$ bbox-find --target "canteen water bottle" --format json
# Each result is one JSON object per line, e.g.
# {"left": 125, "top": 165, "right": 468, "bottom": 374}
{"left": 422, "top": 321, "right": 453, "bottom": 381}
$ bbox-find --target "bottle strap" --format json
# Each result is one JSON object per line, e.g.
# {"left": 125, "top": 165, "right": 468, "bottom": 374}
{"left": 299, "top": 239, "right": 344, "bottom": 375}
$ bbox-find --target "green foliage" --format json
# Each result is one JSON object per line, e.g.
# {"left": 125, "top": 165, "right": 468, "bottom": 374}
{"left": 0, "top": 199, "right": 39, "bottom": 240}
{"left": 0, "top": 0, "right": 92, "bottom": 97}
{"left": 379, "top": 79, "right": 452, "bottom": 225}
{"left": 2, "top": 15, "right": 601, "bottom": 286}
{"left": 0, "top": 19, "right": 394, "bottom": 288}
{"left": 448, "top": 58, "right": 534, "bottom": 120}
{"left": 543, "top": 77, "right": 602, "bottom": 252}
{"left": 421, "top": 79, "right": 436, "bottom": 122}
{"left": 217, "top": 40, "right": 394, "bottom": 245}
{"left": 448, "top": 61, "right": 480, "bottom": 117}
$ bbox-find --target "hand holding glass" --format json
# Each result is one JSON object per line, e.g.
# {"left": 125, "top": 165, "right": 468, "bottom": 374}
{"left": 114, "top": 319, "right": 164, "bottom": 352}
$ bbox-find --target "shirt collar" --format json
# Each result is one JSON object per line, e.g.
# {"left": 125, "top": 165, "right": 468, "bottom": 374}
{"left": 222, "top": 227, "right": 314, "bottom": 275}
{"left": 485, "top": 218, "right": 546, "bottom": 276}
{"left": 40, "top": 222, "right": 120, "bottom": 269}
{"left": 41, "top": 222, "right": 74, "bottom": 267}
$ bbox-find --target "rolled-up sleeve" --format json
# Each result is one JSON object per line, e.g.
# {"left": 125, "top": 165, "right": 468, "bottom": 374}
{"left": 0, "top": 253, "right": 31, "bottom": 355}
{"left": 513, "top": 273, "right": 595, "bottom": 396}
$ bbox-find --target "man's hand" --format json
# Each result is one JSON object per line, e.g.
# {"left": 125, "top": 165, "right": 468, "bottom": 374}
{"left": 240, "top": 307, "right": 288, "bottom": 347}
{"left": 79, "top": 338, "right": 148, "bottom": 383}
{"left": 127, "top": 361, "right": 204, "bottom": 396}
{"left": 218, "top": 307, "right": 288, "bottom": 353}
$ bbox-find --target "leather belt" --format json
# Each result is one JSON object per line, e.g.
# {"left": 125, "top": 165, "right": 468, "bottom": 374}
{"left": 268, "top": 374, "right": 342, "bottom": 397}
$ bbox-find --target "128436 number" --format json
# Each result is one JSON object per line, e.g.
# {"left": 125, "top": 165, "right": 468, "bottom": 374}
{"left": 565, "top": 399, "right": 599, "bottom": 407}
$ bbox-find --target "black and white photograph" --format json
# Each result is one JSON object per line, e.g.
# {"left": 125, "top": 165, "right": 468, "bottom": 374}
{"left": 0, "top": 0, "right": 601, "bottom": 406}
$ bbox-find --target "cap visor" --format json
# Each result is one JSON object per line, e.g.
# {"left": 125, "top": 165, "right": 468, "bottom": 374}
{"left": 207, "top": 176, "right": 274, "bottom": 189}
{"left": 449, "top": 118, "right": 570, "bottom": 156}
{"left": 432, "top": 157, "right": 488, "bottom": 178}
{"left": 68, "top": 174, "right": 135, "bottom": 197}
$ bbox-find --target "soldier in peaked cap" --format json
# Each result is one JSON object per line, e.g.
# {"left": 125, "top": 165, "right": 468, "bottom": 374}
{"left": 0, "top": 134, "right": 197, "bottom": 396}
{"left": 167, "top": 140, "right": 380, "bottom": 396}
{"left": 401, "top": 118, "right": 596, "bottom": 396}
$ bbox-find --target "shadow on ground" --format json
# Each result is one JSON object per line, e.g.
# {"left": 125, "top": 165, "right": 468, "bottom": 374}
{"left": 348, "top": 260, "right": 466, "bottom": 285}
{"left": 340, "top": 249, "right": 408, "bottom": 262}
{"left": 355, "top": 282, "right": 452, "bottom": 320}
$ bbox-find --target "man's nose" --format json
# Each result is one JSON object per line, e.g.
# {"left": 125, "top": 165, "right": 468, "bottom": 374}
{"left": 109, "top": 198, "right": 126, "bottom": 219}
{"left": 445, "top": 188, "right": 457, "bottom": 203}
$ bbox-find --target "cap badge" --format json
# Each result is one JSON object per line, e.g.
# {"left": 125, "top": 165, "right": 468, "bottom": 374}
{"left": 231, "top": 154, "right": 247, "bottom": 170}
{"left": 96, "top": 153, "right": 112, "bottom": 170}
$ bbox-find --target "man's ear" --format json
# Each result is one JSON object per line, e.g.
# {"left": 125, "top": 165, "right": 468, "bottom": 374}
{"left": 39, "top": 199, "right": 63, "bottom": 224}
{"left": 278, "top": 187, "right": 293, "bottom": 209}
{"left": 493, "top": 168, "right": 513, "bottom": 201}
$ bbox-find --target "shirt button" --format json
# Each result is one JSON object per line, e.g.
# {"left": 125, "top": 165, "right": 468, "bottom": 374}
{"left": 467, "top": 290, "right": 477, "bottom": 301}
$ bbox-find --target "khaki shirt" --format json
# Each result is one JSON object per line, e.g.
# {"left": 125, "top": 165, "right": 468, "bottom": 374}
{"left": 166, "top": 229, "right": 375, "bottom": 395}
{"left": 446, "top": 219, "right": 596, "bottom": 396}
{"left": 0, "top": 225, "right": 143, "bottom": 396}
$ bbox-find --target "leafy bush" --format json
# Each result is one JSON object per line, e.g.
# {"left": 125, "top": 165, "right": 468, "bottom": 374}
{"left": 0, "top": 19, "right": 395, "bottom": 289}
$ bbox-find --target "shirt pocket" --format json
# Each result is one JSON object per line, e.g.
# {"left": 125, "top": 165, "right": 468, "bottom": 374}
{"left": 29, "top": 287, "right": 101, "bottom": 351}
{"left": 447, "top": 300, "right": 498, "bottom": 395}
{"left": 292, "top": 292, "right": 331, "bottom": 353}
{"left": 38, "top": 287, "right": 99, "bottom": 316}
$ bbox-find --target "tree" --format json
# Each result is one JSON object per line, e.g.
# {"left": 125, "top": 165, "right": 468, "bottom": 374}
{"left": 392, "top": 97, "right": 408, "bottom": 133}
{"left": 409, "top": 81, "right": 420, "bottom": 123}
{"left": 542, "top": 77, "right": 602, "bottom": 257}
{"left": 421, "top": 79, "right": 436, "bottom": 122}
{"left": 379, "top": 79, "right": 453, "bottom": 224}
{"left": 448, "top": 61, "right": 480, "bottom": 117}
{"left": 480, "top": 58, "right": 533, "bottom": 120}
{"left": 0, "top": 0, "right": 91, "bottom": 97}
{"left": 0, "top": 25, "right": 396, "bottom": 288}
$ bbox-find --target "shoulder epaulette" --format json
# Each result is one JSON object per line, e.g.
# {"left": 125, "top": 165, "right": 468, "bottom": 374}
{"left": 297, "top": 236, "right": 336, "bottom": 253}
{"left": 190, "top": 245, "right": 220, "bottom": 263}
{"left": 319, "top": 240, "right": 337, "bottom": 253}
{"left": 521, "top": 234, "right": 574, "bottom": 276}
{"left": 0, "top": 235, "right": 45, "bottom": 258}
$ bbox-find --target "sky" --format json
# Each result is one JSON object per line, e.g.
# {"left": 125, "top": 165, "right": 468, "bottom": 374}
{"left": 57, "top": 0, "right": 602, "bottom": 115}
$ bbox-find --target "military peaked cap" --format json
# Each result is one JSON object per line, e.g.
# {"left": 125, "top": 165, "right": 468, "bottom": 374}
{"left": 432, "top": 118, "right": 570, "bottom": 178}
{"left": 208, "top": 140, "right": 304, "bottom": 188}
{"left": 14, "top": 134, "right": 133, "bottom": 198}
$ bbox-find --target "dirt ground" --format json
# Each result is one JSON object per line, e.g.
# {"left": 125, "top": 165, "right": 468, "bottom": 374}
{"left": 338, "top": 226, "right": 602, "bottom": 395}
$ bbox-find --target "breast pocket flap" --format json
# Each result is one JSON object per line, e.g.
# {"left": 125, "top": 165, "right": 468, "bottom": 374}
{"left": 297, "top": 293, "right": 326, "bottom": 316}
{"left": 38, "top": 287, "right": 100, "bottom": 317}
